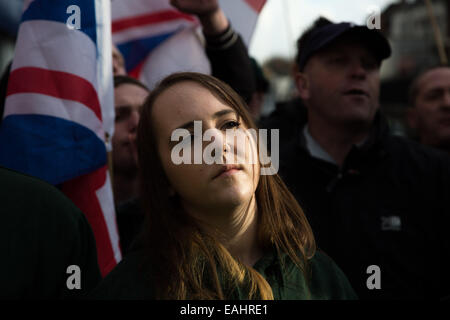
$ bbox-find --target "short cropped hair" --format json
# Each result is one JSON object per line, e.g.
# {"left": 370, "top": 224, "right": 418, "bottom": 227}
{"left": 114, "top": 75, "right": 149, "bottom": 92}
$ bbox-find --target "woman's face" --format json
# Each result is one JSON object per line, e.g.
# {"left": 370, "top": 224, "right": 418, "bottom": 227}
{"left": 151, "top": 81, "right": 260, "bottom": 215}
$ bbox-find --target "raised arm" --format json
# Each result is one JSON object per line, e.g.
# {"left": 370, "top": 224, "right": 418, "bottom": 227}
{"left": 170, "top": 0, "right": 256, "bottom": 104}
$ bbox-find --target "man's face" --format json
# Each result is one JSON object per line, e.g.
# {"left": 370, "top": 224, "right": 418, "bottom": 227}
{"left": 113, "top": 83, "right": 149, "bottom": 174}
{"left": 408, "top": 67, "right": 450, "bottom": 148}
{"left": 296, "top": 36, "right": 381, "bottom": 130}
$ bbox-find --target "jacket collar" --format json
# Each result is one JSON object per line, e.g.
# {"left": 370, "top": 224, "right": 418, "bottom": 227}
{"left": 303, "top": 124, "right": 338, "bottom": 165}
{"left": 296, "top": 111, "right": 390, "bottom": 170}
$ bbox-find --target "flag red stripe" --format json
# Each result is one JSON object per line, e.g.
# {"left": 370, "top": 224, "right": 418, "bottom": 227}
{"left": 244, "top": 0, "right": 266, "bottom": 13}
{"left": 62, "top": 165, "right": 117, "bottom": 277}
{"left": 7, "top": 67, "right": 102, "bottom": 122}
{"left": 112, "top": 10, "right": 196, "bottom": 33}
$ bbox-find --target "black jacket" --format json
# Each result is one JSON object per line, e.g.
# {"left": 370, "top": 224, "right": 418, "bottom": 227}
{"left": 0, "top": 166, "right": 101, "bottom": 298}
{"left": 266, "top": 106, "right": 450, "bottom": 300}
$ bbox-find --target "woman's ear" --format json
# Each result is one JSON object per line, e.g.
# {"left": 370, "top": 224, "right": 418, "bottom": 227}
{"left": 294, "top": 72, "right": 310, "bottom": 100}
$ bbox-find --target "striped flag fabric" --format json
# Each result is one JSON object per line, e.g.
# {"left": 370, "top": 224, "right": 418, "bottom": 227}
{"left": 111, "top": 0, "right": 199, "bottom": 79}
{"left": 111, "top": 0, "right": 266, "bottom": 89}
{"left": 219, "top": 0, "right": 266, "bottom": 46}
{"left": 0, "top": 0, "right": 121, "bottom": 276}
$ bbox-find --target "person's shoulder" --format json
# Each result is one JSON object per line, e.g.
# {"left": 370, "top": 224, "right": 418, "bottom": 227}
{"left": 0, "top": 166, "right": 85, "bottom": 224}
{"left": 0, "top": 166, "right": 94, "bottom": 262}
{"left": 383, "top": 135, "right": 450, "bottom": 176}
{"left": 89, "top": 250, "right": 154, "bottom": 300}
{"left": 0, "top": 166, "right": 101, "bottom": 298}
{"left": 1, "top": 165, "right": 57, "bottom": 193}
{"left": 385, "top": 135, "right": 450, "bottom": 162}
{"left": 307, "top": 250, "right": 358, "bottom": 300}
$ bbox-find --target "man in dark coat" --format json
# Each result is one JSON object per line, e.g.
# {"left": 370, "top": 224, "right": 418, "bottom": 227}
{"left": 261, "top": 17, "right": 450, "bottom": 300}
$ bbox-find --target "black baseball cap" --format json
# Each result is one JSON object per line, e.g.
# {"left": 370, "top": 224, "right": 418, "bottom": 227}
{"left": 297, "top": 22, "right": 392, "bottom": 71}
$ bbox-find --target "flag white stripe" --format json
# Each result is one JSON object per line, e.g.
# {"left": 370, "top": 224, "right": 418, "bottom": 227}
{"left": 95, "top": 0, "right": 115, "bottom": 152}
{"left": 139, "top": 27, "right": 210, "bottom": 90}
{"left": 219, "top": 0, "right": 259, "bottom": 46}
{"left": 96, "top": 0, "right": 122, "bottom": 266}
{"left": 12, "top": 21, "right": 98, "bottom": 93}
{"left": 96, "top": 171, "right": 122, "bottom": 263}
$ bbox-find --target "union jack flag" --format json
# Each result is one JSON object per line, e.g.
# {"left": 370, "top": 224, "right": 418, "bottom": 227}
{"left": 0, "top": 0, "right": 121, "bottom": 276}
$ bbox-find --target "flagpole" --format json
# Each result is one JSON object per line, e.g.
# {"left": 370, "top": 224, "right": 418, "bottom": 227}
{"left": 424, "top": 0, "right": 448, "bottom": 65}
{"left": 281, "top": 0, "right": 294, "bottom": 58}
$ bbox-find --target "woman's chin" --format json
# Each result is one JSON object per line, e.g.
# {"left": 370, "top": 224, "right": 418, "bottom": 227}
{"left": 212, "top": 187, "right": 254, "bottom": 209}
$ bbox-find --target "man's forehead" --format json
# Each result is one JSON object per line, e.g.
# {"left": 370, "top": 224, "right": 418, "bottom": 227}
{"left": 419, "top": 68, "right": 450, "bottom": 89}
{"left": 114, "top": 83, "right": 149, "bottom": 96}
{"left": 114, "top": 83, "right": 149, "bottom": 106}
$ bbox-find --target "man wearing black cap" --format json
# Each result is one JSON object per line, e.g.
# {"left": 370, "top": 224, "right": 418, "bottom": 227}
{"left": 270, "top": 17, "right": 450, "bottom": 300}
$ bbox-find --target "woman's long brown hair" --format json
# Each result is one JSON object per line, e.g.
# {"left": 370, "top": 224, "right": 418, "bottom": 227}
{"left": 136, "top": 72, "right": 315, "bottom": 299}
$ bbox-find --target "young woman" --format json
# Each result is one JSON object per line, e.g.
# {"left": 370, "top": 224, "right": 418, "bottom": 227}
{"left": 90, "top": 72, "right": 356, "bottom": 300}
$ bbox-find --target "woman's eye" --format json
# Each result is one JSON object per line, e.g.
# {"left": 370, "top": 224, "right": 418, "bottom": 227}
{"left": 222, "top": 121, "right": 241, "bottom": 130}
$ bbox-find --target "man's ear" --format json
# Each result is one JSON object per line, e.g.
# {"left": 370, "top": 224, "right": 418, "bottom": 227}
{"left": 406, "top": 107, "right": 418, "bottom": 130}
{"left": 294, "top": 72, "right": 310, "bottom": 100}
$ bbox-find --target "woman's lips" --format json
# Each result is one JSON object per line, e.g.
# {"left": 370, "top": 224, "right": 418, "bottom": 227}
{"left": 213, "top": 164, "right": 242, "bottom": 179}
{"left": 217, "top": 168, "right": 240, "bottom": 178}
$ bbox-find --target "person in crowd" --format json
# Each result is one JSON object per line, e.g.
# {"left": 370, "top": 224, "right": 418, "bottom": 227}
{"left": 261, "top": 17, "right": 450, "bottom": 300}
{"left": 111, "top": 0, "right": 256, "bottom": 205}
{"left": 112, "top": 75, "right": 149, "bottom": 253}
{"left": 407, "top": 66, "right": 450, "bottom": 154}
{"left": 111, "top": 0, "right": 257, "bottom": 254}
{"left": 89, "top": 72, "right": 357, "bottom": 300}
{"left": 0, "top": 166, "right": 101, "bottom": 298}
{"left": 112, "top": 76, "right": 149, "bottom": 206}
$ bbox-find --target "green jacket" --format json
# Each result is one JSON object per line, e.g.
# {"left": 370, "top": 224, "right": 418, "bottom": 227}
{"left": 0, "top": 166, "right": 101, "bottom": 299}
{"left": 90, "top": 247, "right": 357, "bottom": 300}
